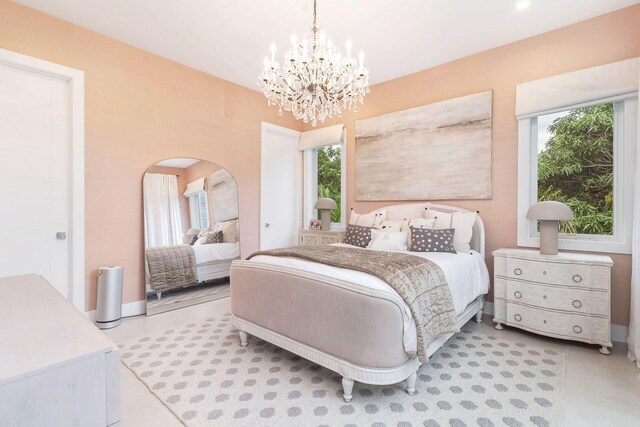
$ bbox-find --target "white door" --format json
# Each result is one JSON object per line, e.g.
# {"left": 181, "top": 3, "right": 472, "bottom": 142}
{"left": 0, "top": 63, "right": 70, "bottom": 298}
{"left": 260, "top": 123, "right": 302, "bottom": 250}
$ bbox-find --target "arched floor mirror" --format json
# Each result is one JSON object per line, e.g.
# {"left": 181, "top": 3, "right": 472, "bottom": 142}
{"left": 143, "top": 158, "right": 239, "bottom": 315}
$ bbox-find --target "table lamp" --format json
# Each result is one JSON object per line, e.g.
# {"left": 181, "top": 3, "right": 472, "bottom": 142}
{"left": 314, "top": 198, "right": 337, "bottom": 231}
{"left": 526, "top": 201, "right": 574, "bottom": 255}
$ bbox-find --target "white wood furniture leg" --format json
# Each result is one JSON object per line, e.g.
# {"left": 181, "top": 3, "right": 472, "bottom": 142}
{"left": 238, "top": 330, "right": 248, "bottom": 347}
{"left": 475, "top": 296, "right": 485, "bottom": 323}
{"left": 599, "top": 345, "right": 611, "bottom": 355}
{"left": 494, "top": 322, "right": 504, "bottom": 330}
{"left": 405, "top": 371, "right": 417, "bottom": 395}
{"left": 342, "top": 377, "right": 354, "bottom": 402}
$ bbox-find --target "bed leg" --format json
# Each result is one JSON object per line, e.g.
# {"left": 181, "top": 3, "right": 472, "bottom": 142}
{"left": 405, "top": 371, "right": 417, "bottom": 395}
{"left": 156, "top": 291, "right": 162, "bottom": 300}
{"left": 475, "top": 296, "right": 485, "bottom": 323}
{"left": 342, "top": 377, "right": 354, "bottom": 402}
{"left": 238, "top": 330, "right": 248, "bottom": 347}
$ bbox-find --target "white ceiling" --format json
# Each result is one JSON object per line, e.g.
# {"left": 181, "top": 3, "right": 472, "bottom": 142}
{"left": 14, "top": 0, "right": 640, "bottom": 89}
{"left": 155, "top": 158, "right": 199, "bottom": 168}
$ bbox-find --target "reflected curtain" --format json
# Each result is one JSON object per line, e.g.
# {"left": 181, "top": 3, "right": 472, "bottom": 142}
{"left": 144, "top": 173, "right": 183, "bottom": 247}
{"left": 629, "top": 68, "right": 640, "bottom": 376}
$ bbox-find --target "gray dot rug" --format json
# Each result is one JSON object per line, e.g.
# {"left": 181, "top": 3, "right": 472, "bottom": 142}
{"left": 120, "top": 314, "right": 566, "bottom": 426}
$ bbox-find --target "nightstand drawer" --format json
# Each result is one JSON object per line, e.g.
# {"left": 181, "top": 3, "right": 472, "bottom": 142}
{"left": 506, "top": 281, "right": 608, "bottom": 315}
{"left": 506, "top": 258, "right": 592, "bottom": 286}
{"left": 506, "top": 305, "right": 609, "bottom": 343}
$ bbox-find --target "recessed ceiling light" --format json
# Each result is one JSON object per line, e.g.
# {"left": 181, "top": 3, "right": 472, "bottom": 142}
{"left": 516, "top": 0, "right": 531, "bottom": 10}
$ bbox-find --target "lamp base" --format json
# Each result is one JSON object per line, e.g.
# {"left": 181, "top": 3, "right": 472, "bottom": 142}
{"left": 539, "top": 220, "right": 559, "bottom": 255}
{"left": 320, "top": 210, "right": 331, "bottom": 231}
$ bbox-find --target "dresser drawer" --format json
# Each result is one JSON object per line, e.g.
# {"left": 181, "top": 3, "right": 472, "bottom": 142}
{"left": 506, "top": 304, "right": 609, "bottom": 344}
{"left": 506, "top": 281, "right": 608, "bottom": 316}
{"left": 506, "top": 258, "right": 591, "bottom": 287}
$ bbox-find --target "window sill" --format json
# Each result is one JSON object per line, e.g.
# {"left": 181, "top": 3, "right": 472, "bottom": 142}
{"left": 517, "top": 235, "right": 630, "bottom": 255}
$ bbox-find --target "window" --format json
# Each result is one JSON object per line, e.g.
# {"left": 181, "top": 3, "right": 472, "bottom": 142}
{"left": 304, "top": 141, "right": 346, "bottom": 230}
{"left": 518, "top": 96, "right": 638, "bottom": 254}
{"left": 189, "top": 191, "right": 209, "bottom": 230}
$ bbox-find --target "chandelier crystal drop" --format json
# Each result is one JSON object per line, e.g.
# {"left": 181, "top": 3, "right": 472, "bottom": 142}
{"left": 258, "top": 0, "right": 370, "bottom": 127}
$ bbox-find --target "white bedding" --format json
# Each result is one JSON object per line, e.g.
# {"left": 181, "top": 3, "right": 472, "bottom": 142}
{"left": 250, "top": 243, "right": 489, "bottom": 354}
{"left": 192, "top": 243, "right": 240, "bottom": 265}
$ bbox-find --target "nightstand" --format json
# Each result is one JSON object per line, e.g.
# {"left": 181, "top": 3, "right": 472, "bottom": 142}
{"left": 492, "top": 248, "right": 613, "bottom": 354}
{"left": 299, "top": 229, "right": 345, "bottom": 246}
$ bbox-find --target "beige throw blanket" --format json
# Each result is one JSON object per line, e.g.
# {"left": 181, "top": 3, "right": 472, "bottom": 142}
{"left": 146, "top": 245, "right": 197, "bottom": 294}
{"left": 248, "top": 245, "right": 458, "bottom": 363}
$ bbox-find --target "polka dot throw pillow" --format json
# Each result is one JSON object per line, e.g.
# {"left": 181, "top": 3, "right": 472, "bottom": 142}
{"left": 409, "top": 226, "right": 456, "bottom": 253}
{"left": 343, "top": 224, "right": 373, "bottom": 248}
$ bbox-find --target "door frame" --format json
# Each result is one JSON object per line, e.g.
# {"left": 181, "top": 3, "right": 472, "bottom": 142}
{"left": 0, "top": 48, "right": 85, "bottom": 312}
{"left": 260, "top": 122, "right": 302, "bottom": 250}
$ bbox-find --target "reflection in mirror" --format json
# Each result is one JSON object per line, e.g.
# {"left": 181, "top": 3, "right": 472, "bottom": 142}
{"left": 143, "top": 158, "right": 240, "bottom": 315}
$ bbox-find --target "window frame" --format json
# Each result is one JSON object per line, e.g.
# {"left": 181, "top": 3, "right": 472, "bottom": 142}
{"left": 303, "top": 130, "right": 347, "bottom": 231}
{"left": 189, "top": 191, "right": 210, "bottom": 230}
{"left": 517, "top": 94, "right": 637, "bottom": 255}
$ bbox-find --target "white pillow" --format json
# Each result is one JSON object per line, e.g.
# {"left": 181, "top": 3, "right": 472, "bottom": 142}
{"left": 367, "top": 229, "right": 408, "bottom": 251}
{"left": 377, "top": 220, "right": 404, "bottom": 232}
{"left": 424, "top": 209, "right": 476, "bottom": 253}
{"left": 213, "top": 219, "right": 237, "bottom": 243}
{"left": 404, "top": 218, "right": 436, "bottom": 250}
{"left": 349, "top": 208, "right": 387, "bottom": 228}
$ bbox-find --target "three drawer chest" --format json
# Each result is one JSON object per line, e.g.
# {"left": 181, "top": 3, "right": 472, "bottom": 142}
{"left": 492, "top": 248, "right": 613, "bottom": 354}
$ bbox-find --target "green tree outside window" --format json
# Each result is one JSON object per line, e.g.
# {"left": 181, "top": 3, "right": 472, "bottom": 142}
{"left": 537, "top": 103, "right": 614, "bottom": 235}
{"left": 317, "top": 145, "right": 342, "bottom": 223}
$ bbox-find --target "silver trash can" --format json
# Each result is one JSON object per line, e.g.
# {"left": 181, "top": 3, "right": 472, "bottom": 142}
{"left": 95, "top": 266, "right": 123, "bottom": 329}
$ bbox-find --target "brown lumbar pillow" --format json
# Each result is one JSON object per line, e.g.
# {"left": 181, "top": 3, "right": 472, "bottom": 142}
{"left": 409, "top": 227, "right": 456, "bottom": 253}
{"left": 343, "top": 224, "right": 373, "bottom": 248}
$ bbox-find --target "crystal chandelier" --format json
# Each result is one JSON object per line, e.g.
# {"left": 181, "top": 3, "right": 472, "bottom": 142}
{"left": 258, "top": 0, "right": 370, "bottom": 127}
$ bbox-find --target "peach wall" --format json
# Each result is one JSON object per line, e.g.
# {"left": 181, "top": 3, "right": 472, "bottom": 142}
{"left": 302, "top": 5, "right": 640, "bottom": 326}
{"left": 0, "top": 0, "right": 301, "bottom": 311}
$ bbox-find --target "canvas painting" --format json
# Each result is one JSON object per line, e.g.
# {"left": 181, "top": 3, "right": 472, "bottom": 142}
{"left": 209, "top": 169, "right": 239, "bottom": 222}
{"left": 355, "top": 91, "right": 492, "bottom": 201}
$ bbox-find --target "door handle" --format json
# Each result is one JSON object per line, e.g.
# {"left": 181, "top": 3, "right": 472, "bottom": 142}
{"left": 264, "top": 223, "right": 270, "bottom": 228}
{"left": 56, "top": 232, "right": 67, "bottom": 240}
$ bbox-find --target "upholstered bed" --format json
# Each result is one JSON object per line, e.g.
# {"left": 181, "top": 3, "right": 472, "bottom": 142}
{"left": 230, "top": 203, "right": 488, "bottom": 401}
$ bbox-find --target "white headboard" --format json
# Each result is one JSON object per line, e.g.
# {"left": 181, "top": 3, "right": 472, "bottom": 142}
{"left": 377, "top": 202, "right": 486, "bottom": 257}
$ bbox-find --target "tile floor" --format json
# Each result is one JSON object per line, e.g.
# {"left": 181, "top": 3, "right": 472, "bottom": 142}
{"left": 103, "top": 298, "right": 640, "bottom": 426}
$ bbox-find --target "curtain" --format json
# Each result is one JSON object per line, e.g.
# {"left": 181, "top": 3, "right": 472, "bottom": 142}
{"left": 143, "top": 173, "right": 183, "bottom": 247}
{"left": 298, "top": 123, "right": 344, "bottom": 150}
{"left": 516, "top": 58, "right": 639, "bottom": 119}
{"left": 629, "top": 67, "right": 640, "bottom": 376}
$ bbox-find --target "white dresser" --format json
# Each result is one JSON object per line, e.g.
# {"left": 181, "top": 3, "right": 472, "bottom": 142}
{"left": 0, "top": 275, "right": 121, "bottom": 426}
{"left": 299, "top": 229, "right": 345, "bottom": 246}
{"left": 492, "top": 248, "right": 613, "bottom": 354}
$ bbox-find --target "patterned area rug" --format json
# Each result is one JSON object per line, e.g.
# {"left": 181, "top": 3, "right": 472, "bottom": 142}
{"left": 120, "top": 314, "right": 566, "bottom": 426}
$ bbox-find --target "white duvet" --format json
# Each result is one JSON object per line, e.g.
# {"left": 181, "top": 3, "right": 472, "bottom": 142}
{"left": 192, "top": 242, "right": 240, "bottom": 265}
{"left": 250, "top": 243, "right": 490, "bottom": 353}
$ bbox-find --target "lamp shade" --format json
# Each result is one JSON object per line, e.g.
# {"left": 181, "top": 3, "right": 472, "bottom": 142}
{"left": 186, "top": 227, "right": 200, "bottom": 237}
{"left": 526, "top": 201, "right": 574, "bottom": 221}
{"left": 315, "top": 198, "right": 337, "bottom": 210}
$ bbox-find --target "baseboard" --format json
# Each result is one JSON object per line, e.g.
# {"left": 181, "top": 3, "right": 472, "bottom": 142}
{"left": 85, "top": 299, "right": 146, "bottom": 322}
{"left": 482, "top": 302, "right": 628, "bottom": 344}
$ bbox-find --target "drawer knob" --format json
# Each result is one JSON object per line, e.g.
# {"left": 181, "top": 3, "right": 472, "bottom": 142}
{"left": 543, "top": 271, "right": 547, "bottom": 275}
{"left": 543, "top": 320, "right": 547, "bottom": 324}
{"left": 573, "top": 325, "right": 583, "bottom": 334}
{"left": 543, "top": 295, "right": 547, "bottom": 300}
{"left": 514, "top": 268, "right": 522, "bottom": 276}
{"left": 572, "top": 274, "right": 583, "bottom": 283}
{"left": 514, "top": 291, "right": 522, "bottom": 299}
{"left": 572, "top": 300, "right": 582, "bottom": 309}
{"left": 514, "top": 314, "right": 522, "bottom": 322}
